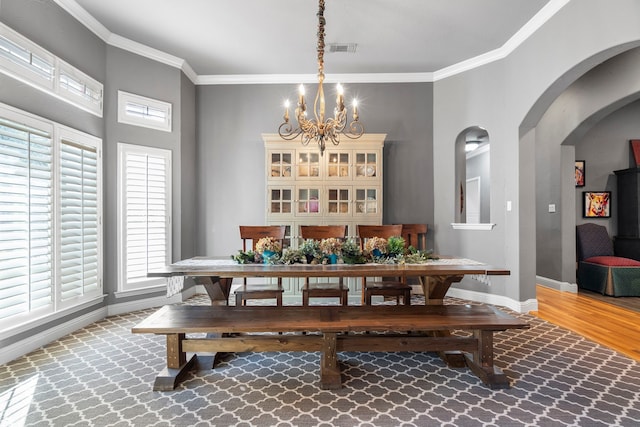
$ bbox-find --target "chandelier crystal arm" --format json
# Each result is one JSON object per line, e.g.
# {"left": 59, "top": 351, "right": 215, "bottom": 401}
{"left": 278, "top": 0, "right": 364, "bottom": 155}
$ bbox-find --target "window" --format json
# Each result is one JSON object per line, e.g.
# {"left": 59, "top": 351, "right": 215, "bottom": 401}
{"left": 117, "top": 143, "right": 171, "bottom": 294}
{"left": 0, "top": 103, "right": 103, "bottom": 332}
{"left": 117, "top": 91, "right": 172, "bottom": 132}
{"left": 0, "top": 23, "right": 103, "bottom": 117}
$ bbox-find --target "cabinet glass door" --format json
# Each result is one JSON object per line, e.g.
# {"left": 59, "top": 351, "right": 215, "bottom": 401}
{"left": 354, "top": 151, "right": 378, "bottom": 179}
{"left": 354, "top": 187, "right": 379, "bottom": 215}
{"left": 326, "top": 186, "right": 351, "bottom": 216}
{"left": 326, "top": 151, "right": 350, "bottom": 179}
{"left": 269, "top": 151, "right": 293, "bottom": 178}
{"left": 296, "top": 186, "right": 321, "bottom": 216}
{"left": 296, "top": 152, "right": 321, "bottom": 179}
{"left": 268, "top": 186, "right": 293, "bottom": 215}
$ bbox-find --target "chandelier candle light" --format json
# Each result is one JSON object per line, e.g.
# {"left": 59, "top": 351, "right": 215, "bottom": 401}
{"left": 278, "top": 0, "right": 364, "bottom": 155}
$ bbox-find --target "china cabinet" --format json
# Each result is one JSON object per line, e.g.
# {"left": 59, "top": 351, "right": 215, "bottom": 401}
{"left": 263, "top": 133, "right": 386, "bottom": 300}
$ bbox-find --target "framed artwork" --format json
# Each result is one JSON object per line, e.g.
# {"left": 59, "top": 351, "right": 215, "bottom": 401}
{"left": 575, "top": 160, "right": 585, "bottom": 187}
{"left": 583, "top": 191, "right": 611, "bottom": 218}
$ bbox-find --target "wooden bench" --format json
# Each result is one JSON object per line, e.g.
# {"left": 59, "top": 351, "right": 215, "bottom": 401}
{"left": 132, "top": 304, "right": 529, "bottom": 391}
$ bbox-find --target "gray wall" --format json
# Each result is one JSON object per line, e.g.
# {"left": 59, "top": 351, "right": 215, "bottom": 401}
{"left": 196, "top": 82, "right": 434, "bottom": 258}
{"left": 103, "top": 46, "right": 191, "bottom": 304}
{"left": 534, "top": 46, "right": 640, "bottom": 282}
{"left": 433, "top": 0, "right": 640, "bottom": 302}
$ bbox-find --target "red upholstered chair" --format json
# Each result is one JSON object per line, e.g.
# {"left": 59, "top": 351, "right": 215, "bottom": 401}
{"left": 235, "top": 225, "right": 286, "bottom": 306}
{"left": 357, "top": 224, "right": 411, "bottom": 305}
{"left": 299, "top": 225, "right": 348, "bottom": 306}
{"left": 576, "top": 223, "right": 640, "bottom": 296}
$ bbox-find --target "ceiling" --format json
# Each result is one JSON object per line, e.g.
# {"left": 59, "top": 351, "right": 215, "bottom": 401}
{"left": 60, "top": 0, "right": 557, "bottom": 83}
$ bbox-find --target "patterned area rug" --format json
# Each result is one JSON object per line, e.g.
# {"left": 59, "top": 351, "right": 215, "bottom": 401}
{"left": 1, "top": 295, "right": 639, "bottom": 427}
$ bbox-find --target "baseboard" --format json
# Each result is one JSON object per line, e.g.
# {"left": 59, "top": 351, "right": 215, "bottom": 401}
{"left": 446, "top": 287, "right": 538, "bottom": 313}
{"left": 0, "top": 307, "right": 108, "bottom": 366}
{"left": 107, "top": 290, "right": 187, "bottom": 316}
{"left": 536, "top": 275, "right": 578, "bottom": 293}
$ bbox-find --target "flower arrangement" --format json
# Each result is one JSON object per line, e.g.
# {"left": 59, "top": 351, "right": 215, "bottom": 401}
{"left": 386, "top": 235, "right": 406, "bottom": 257}
{"left": 364, "top": 236, "right": 387, "bottom": 254}
{"left": 299, "top": 239, "right": 321, "bottom": 263}
{"left": 341, "top": 239, "right": 366, "bottom": 264}
{"left": 255, "top": 236, "right": 281, "bottom": 254}
{"left": 319, "top": 237, "right": 342, "bottom": 255}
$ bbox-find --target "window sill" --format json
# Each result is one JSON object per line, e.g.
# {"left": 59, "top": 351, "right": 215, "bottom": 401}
{"left": 450, "top": 223, "right": 496, "bottom": 231}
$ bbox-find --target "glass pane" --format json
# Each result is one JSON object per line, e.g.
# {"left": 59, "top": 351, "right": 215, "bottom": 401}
{"left": 271, "top": 202, "right": 280, "bottom": 213}
{"left": 271, "top": 189, "right": 280, "bottom": 201}
{"left": 282, "top": 189, "right": 291, "bottom": 200}
{"left": 282, "top": 153, "right": 291, "bottom": 164}
{"left": 328, "top": 189, "right": 337, "bottom": 200}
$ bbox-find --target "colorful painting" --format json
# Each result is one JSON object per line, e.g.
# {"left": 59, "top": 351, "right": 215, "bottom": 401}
{"left": 575, "top": 160, "right": 585, "bottom": 187}
{"left": 583, "top": 191, "right": 610, "bottom": 218}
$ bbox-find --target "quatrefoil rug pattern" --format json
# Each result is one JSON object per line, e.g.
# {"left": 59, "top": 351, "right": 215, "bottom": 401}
{"left": 1, "top": 295, "right": 639, "bottom": 426}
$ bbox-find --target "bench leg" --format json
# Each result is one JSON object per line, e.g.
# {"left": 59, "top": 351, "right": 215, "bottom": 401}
{"left": 153, "top": 333, "right": 197, "bottom": 391}
{"left": 463, "top": 330, "right": 511, "bottom": 389}
{"left": 320, "top": 332, "right": 341, "bottom": 389}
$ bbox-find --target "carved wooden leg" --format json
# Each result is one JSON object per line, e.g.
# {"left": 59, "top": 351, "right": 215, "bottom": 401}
{"left": 463, "top": 330, "right": 511, "bottom": 389}
{"left": 319, "top": 332, "right": 341, "bottom": 389}
{"left": 153, "top": 333, "right": 197, "bottom": 391}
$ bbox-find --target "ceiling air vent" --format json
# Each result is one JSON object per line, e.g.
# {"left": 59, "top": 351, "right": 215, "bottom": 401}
{"left": 328, "top": 43, "right": 358, "bottom": 53}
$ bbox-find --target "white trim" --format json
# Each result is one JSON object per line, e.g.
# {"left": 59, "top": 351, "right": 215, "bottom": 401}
{"left": 0, "top": 22, "right": 103, "bottom": 116}
{"left": 0, "top": 305, "right": 108, "bottom": 365}
{"left": 107, "top": 293, "right": 183, "bottom": 316}
{"left": 53, "top": 0, "right": 569, "bottom": 85}
{"left": 536, "top": 275, "right": 578, "bottom": 293}
{"left": 114, "top": 284, "right": 167, "bottom": 299}
{"left": 451, "top": 223, "right": 496, "bottom": 230}
{"left": 0, "top": 294, "right": 106, "bottom": 341}
{"left": 117, "top": 90, "right": 172, "bottom": 132}
{"left": 446, "top": 287, "right": 538, "bottom": 314}
{"left": 195, "top": 72, "right": 436, "bottom": 85}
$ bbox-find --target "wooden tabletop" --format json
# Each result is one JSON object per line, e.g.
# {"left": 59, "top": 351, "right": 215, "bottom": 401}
{"left": 148, "top": 257, "right": 510, "bottom": 278}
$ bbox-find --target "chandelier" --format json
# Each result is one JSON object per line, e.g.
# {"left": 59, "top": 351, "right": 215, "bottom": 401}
{"left": 278, "top": 0, "right": 364, "bottom": 155}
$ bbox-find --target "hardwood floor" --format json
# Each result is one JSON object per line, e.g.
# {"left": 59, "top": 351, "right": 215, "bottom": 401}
{"left": 531, "top": 285, "right": 640, "bottom": 361}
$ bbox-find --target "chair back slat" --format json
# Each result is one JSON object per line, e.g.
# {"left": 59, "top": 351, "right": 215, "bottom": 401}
{"left": 400, "top": 224, "right": 427, "bottom": 250}
{"left": 357, "top": 224, "right": 403, "bottom": 248}
{"left": 239, "top": 225, "right": 286, "bottom": 251}
{"left": 300, "top": 225, "right": 347, "bottom": 240}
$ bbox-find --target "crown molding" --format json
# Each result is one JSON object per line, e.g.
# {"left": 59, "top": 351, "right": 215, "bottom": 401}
{"left": 54, "top": 0, "right": 570, "bottom": 86}
{"left": 195, "top": 72, "right": 435, "bottom": 85}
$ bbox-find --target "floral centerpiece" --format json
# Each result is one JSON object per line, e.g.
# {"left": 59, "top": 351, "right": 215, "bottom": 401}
{"left": 299, "top": 239, "right": 321, "bottom": 264}
{"left": 255, "top": 237, "right": 281, "bottom": 254}
{"left": 341, "top": 238, "right": 366, "bottom": 264}
{"left": 320, "top": 237, "right": 342, "bottom": 264}
{"left": 386, "top": 235, "right": 406, "bottom": 257}
{"left": 364, "top": 236, "right": 387, "bottom": 257}
{"left": 255, "top": 236, "right": 281, "bottom": 264}
{"left": 320, "top": 238, "right": 342, "bottom": 255}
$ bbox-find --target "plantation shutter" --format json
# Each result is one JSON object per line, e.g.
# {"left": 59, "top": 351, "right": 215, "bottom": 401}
{"left": 0, "top": 117, "right": 53, "bottom": 320}
{"left": 119, "top": 144, "right": 171, "bottom": 290}
{"left": 59, "top": 140, "right": 99, "bottom": 301}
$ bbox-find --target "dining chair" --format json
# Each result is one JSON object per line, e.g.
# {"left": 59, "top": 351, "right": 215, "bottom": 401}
{"left": 299, "top": 225, "right": 349, "bottom": 306}
{"left": 357, "top": 224, "right": 411, "bottom": 305}
{"left": 235, "top": 225, "right": 286, "bottom": 306}
{"left": 399, "top": 223, "right": 428, "bottom": 292}
{"left": 400, "top": 224, "right": 428, "bottom": 251}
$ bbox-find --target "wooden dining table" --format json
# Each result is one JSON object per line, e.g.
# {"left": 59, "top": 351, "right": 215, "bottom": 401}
{"left": 149, "top": 256, "right": 510, "bottom": 307}
{"left": 149, "top": 256, "right": 510, "bottom": 367}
